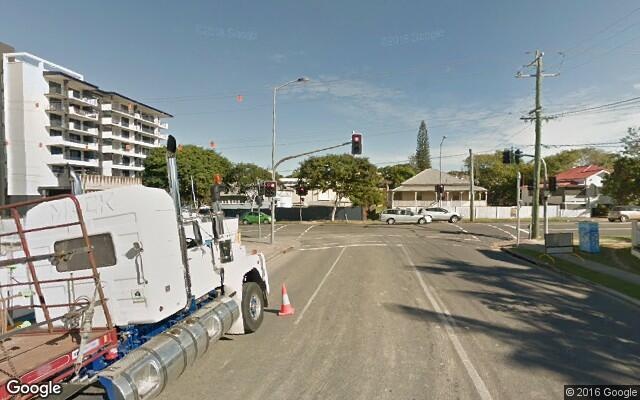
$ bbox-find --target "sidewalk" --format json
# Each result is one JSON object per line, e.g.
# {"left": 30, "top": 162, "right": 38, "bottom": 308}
{"left": 513, "top": 241, "right": 640, "bottom": 285}
{"left": 502, "top": 241, "right": 640, "bottom": 306}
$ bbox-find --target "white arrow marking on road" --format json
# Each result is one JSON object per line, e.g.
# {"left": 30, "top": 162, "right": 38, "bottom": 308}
{"left": 294, "top": 246, "right": 348, "bottom": 325}
{"left": 400, "top": 245, "right": 494, "bottom": 400}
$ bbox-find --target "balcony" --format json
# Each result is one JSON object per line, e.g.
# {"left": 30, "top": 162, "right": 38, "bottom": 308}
{"left": 47, "top": 120, "right": 66, "bottom": 130}
{"left": 46, "top": 102, "right": 65, "bottom": 114}
{"left": 47, "top": 136, "right": 98, "bottom": 151}
{"left": 67, "top": 125, "right": 99, "bottom": 136}
{"left": 67, "top": 91, "right": 98, "bottom": 107}
{"left": 46, "top": 87, "right": 64, "bottom": 98}
{"left": 47, "top": 154, "right": 99, "bottom": 168}
{"left": 111, "top": 162, "right": 144, "bottom": 172}
{"left": 69, "top": 106, "right": 99, "bottom": 121}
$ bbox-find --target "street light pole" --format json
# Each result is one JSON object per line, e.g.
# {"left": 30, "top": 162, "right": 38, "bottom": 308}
{"left": 439, "top": 136, "right": 447, "bottom": 206}
{"left": 270, "top": 77, "right": 309, "bottom": 244}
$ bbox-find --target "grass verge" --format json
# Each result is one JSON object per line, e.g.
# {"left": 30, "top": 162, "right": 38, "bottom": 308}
{"left": 510, "top": 247, "right": 640, "bottom": 301}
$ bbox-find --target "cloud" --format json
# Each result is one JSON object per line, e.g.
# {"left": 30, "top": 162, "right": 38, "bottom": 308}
{"left": 633, "top": 83, "right": 640, "bottom": 90}
{"left": 270, "top": 53, "right": 287, "bottom": 64}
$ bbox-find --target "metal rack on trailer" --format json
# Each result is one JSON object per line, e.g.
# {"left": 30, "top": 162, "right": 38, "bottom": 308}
{"left": 0, "top": 195, "right": 118, "bottom": 400}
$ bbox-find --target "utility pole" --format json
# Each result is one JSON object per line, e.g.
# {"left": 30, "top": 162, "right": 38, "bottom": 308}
{"left": 516, "top": 50, "right": 558, "bottom": 239}
{"left": 516, "top": 171, "right": 521, "bottom": 246}
{"left": 469, "top": 149, "right": 475, "bottom": 222}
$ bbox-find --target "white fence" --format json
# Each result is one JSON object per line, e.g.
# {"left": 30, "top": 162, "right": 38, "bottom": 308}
{"left": 449, "top": 206, "right": 590, "bottom": 220}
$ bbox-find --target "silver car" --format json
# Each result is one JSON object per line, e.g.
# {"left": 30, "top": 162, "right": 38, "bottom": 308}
{"left": 380, "top": 209, "right": 432, "bottom": 225}
{"left": 419, "top": 207, "right": 461, "bottom": 223}
{"left": 608, "top": 205, "right": 640, "bottom": 222}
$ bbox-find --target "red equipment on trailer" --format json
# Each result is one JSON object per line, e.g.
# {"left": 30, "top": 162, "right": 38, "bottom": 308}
{"left": 0, "top": 195, "right": 117, "bottom": 400}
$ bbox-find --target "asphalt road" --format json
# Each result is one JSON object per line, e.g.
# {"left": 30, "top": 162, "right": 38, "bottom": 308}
{"left": 152, "top": 222, "right": 639, "bottom": 400}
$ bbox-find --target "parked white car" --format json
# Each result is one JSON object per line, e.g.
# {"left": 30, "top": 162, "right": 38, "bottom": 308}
{"left": 418, "top": 207, "right": 461, "bottom": 223}
{"left": 380, "top": 209, "right": 432, "bottom": 225}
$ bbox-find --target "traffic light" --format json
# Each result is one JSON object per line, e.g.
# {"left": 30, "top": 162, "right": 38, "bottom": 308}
{"left": 435, "top": 184, "right": 445, "bottom": 194}
{"left": 264, "top": 181, "right": 277, "bottom": 197}
{"left": 502, "top": 149, "right": 512, "bottom": 164}
{"left": 548, "top": 176, "right": 557, "bottom": 192}
{"left": 351, "top": 132, "right": 362, "bottom": 155}
{"left": 296, "top": 185, "right": 308, "bottom": 196}
{"left": 514, "top": 149, "right": 523, "bottom": 164}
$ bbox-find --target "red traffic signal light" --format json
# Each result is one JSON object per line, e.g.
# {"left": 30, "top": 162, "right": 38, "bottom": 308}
{"left": 351, "top": 132, "right": 362, "bottom": 155}
{"left": 264, "top": 181, "right": 277, "bottom": 197}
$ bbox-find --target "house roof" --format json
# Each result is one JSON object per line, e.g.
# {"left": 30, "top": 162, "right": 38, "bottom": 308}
{"left": 394, "top": 168, "right": 486, "bottom": 191}
{"left": 555, "top": 165, "right": 608, "bottom": 187}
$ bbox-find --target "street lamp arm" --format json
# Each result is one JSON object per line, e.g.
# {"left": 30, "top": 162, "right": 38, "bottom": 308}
{"left": 273, "top": 141, "right": 350, "bottom": 171}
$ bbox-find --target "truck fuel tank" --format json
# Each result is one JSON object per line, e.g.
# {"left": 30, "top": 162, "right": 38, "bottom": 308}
{"left": 98, "top": 296, "right": 239, "bottom": 400}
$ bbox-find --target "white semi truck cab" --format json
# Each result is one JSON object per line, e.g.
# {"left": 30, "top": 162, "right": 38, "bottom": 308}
{"left": 0, "top": 135, "right": 269, "bottom": 400}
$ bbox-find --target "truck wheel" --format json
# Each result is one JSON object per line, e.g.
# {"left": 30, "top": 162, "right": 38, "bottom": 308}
{"left": 242, "top": 282, "right": 264, "bottom": 333}
{"left": 620, "top": 215, "right": 629, "bottom": 222}
{"left": 418, "top": 218, "right": 426, "bottom": 224}
{"left": 449, "top": 216, "right": 459, "bottom": 223}
{"left": 386, "top": 218, "right": 395, "bottom": 225}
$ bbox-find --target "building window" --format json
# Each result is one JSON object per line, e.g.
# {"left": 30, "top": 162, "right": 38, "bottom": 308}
{"left": 69, "top": 150, "right": 82, "bottom": 160}
{"left": 416, "top": 192, "right": 423, "bottom": 201}
{"left": 50, "top": 147, "right": 63, "bottom": 155}
{"left": 50, "top": 130, "right": 62, "bottom": 137}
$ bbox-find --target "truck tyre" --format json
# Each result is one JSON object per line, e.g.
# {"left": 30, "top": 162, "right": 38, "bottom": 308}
{"left": 418, "top": 218, "right": 426, "bottom": 224}
{"left": 386, "top": 218, "right": 395, "bottom": 225}
{"left": 242, "top": 282, "right": 264, "bottom": 333}
{"left": 620, "top": 215, "right": 629, "bottom": 222}
{"left": 449, "top": 215, "right": 459, "bottom": 223}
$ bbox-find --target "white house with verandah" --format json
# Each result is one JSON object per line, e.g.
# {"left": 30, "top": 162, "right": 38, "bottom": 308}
{"left": 391, "top": 168, "right": 488, "bottom": 209}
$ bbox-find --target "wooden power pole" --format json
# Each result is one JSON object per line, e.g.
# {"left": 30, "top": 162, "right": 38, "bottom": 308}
{"left": 516, "top": 50, "right": 558, "bottom": 239}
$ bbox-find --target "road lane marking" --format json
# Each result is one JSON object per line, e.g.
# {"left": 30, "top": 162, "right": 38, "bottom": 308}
{"left": 298, "top": 243, "right": 387, "bottom": 251}
{"left": 294, "top": 246, "right": 348, "bottom": 325}
{"left": 504, "top": 224, "right": 529, "bottom": 235}
{"left": 297, "top": 224, "right": 317, "bottom": 240}
{"left": 453, "top": 224, "right": 480, "bottom": 241}
{"left": 264, "top": 224, "right": 288, "bottom": 239}
{"left": 400, "top": 245, "right": 493, "bottom": 400}
{"left": 486, "top": 224, "right": 516, "bottom": 240}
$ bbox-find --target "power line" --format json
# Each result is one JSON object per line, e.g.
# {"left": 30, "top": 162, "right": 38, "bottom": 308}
{"left": 546, "top": 95, "right": 640, "bottom": 118}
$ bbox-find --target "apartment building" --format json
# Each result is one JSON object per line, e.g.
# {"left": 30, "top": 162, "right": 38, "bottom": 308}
{"left": 0, "top": 43, "right": 171, "bottom": 204}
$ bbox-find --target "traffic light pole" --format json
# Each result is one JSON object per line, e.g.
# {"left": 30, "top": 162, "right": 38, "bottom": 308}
{"left": 269, "top": 140, "right": 351, "bottom": 244}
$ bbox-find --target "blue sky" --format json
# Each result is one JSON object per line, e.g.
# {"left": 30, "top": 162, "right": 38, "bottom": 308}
{"left": 2, "top": 0, "right": 640, "bottom": 173}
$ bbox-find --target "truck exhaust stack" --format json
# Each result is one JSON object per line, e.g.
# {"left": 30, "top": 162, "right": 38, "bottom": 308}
{"left": 98, "top": 296, "right": 239, "bottom": 400}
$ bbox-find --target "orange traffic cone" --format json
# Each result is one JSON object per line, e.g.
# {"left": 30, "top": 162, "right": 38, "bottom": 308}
{"left": 278, "top": 283, "right": 295, "bottom": 316}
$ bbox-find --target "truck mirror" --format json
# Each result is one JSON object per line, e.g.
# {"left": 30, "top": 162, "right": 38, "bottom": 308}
{"left": 192, "top": 221, "right": 203, "bottom": 246}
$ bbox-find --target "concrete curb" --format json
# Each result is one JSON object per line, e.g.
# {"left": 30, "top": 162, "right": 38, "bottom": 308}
{"left": 501, "top": 246, "right": 640, "bottom": 309}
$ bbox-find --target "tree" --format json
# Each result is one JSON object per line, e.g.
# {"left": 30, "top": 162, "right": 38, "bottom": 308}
{"left": 379, "top": 164, "right": 416, "bottom": 189}
{"left": 411, "top": 120, "right": 432, "bottom": 171}
{"left": 466, "top": 152, "right": 533, "bottom": 206}
{"left": 603, "top": 128, "right": 640, "bottom": 204}
{"left": 545, "top": 148, "right": 615, "bottom": 175}
{"left": 225, "top": 163, "right": 272, "bottom": 194}
{"left": 297, "top": 154, "right": 383, "bottom": 220}
{"left": 142, "top": 145, "right": 232, "bottom": 204}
